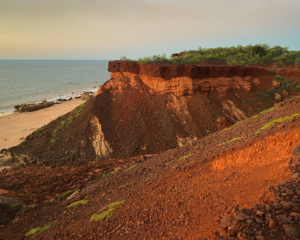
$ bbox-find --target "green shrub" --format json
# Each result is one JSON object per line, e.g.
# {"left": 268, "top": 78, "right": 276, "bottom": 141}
{"left": 121, "top": 45, "right": 300, "bottom": 66}
{"left": 255, "top": 87, "right": 276, "bottom": 100}
{"left": 274, "top": 75, "right": 299, "bottom": 92}
{"left": 72, "top": 103, "right": 85, "bottom": 115}
{"left": 61, "top": 115, "right": 73, "bottom": 127}
{"left": 11, "top": 203, "right": 21, "bottom": 211}
{"left": 35, "top": 127, "right": 44, "bottom": 134}
{"left": 50, "top": 139, "right": 56, "bottom": 144}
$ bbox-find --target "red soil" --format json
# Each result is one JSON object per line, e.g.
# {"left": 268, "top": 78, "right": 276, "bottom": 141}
{"left": 1, "top": 96, "right": 300, "bottom": 239}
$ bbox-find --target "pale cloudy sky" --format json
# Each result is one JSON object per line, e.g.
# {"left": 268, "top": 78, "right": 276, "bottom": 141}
{"left": 1, "top": 0, "right": 299, "bottom": 59}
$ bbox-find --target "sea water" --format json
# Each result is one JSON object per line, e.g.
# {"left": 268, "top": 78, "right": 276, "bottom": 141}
{"left": 0, "top": 60, "right": 110, "bottom": 113}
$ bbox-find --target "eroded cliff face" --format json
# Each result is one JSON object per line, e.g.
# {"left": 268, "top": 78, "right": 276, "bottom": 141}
{"left": 99, "top": 61, "right": 271, "bottom": 97}
{"left": 85, "top": 61, "right": 275, "bottom": 159}
{"left": 6, "top": 61, "right": 277, "bottom": 164}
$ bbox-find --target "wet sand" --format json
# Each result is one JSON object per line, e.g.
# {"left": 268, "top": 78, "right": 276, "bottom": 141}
{"left": 0, "top": 99, "right": 84, "bottom": 150}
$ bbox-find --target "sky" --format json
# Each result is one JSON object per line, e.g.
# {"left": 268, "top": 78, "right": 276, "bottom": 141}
{"left": 1, "top": 0, "right": 300, "bottom": 60}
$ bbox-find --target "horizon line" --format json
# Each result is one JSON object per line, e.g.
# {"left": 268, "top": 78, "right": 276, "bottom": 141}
{"left": 0, "top": 59, "right": 114, "bottom": 61}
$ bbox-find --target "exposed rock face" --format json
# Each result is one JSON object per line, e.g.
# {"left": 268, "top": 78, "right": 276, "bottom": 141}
{"left": 89, "top": 116, "right": 113, "bottom": 157}
{"left": 104, "top": 61, "right": 272, "bottom": 97}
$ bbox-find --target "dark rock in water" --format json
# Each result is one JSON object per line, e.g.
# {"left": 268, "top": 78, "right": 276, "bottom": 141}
{"left": 14, "top": 105, "right": 20, "bottom": 111}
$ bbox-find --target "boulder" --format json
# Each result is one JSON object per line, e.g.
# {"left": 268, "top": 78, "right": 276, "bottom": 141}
{"left": 272, "top": 80, "right": 281, "bottom": 88}
{"left": 275, "top": 93, "right": 282, "bottom": 101}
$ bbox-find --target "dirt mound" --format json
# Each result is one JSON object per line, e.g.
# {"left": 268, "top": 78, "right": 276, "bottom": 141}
{"left": 1, "top": 96, "right": 300, "bottom": 239}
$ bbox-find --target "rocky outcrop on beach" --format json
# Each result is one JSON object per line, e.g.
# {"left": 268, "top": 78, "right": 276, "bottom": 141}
{"left": 14, "top": 100, "right": 55, "bottom": 113}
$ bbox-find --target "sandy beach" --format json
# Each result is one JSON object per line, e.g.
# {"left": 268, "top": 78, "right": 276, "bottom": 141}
{"left": 0, "top": 99, "right": 84, "bottom": 150}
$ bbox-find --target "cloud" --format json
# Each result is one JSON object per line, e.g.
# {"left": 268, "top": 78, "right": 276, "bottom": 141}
{"left": 0, "top": 0, "right": 300, "bottom": 59}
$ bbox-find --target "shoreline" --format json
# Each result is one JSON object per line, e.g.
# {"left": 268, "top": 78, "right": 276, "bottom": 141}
{"left": 0, "top": 98, "right": 85, "bottom": 150}
{"left": 0, "top": 88, "right": 98, "bottom": 116}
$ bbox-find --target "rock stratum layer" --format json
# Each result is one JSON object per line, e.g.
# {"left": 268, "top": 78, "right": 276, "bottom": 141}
{"left": 4, "top": 62, "right": 291, "bottom": 166}
{"left": 100, "top": 61, "right": 272, "bottom": 96}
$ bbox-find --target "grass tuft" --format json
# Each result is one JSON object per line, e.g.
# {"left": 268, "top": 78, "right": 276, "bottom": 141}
{"left": 220, "top": 137, "right": 242, "bottom": 146}
{"left": 90, "top": 200, "right": 124, "bottom": 221}
{"left": 61, "top": 115, "right": 73, "bottom": 127}
{"left": 102, "top": 173, "right": 110, "bottom": 178}
{"left": 25, "top": 224, "right": 51, "bottom": 237}
{"left": 71, "top": 103, "right": 85, "bottom": 115}
{"left": 50, "top": 139, "right": 56, "bottom": 144}
{"left": 255, "top": 112, "right": 300, "bottom": 134}
{"left": 23, "top": 192, "right": 30, "bottom": 197}
{"left": 60, "top": 190, "right": 75, "bottom": 199}
{"left": 35, "top": 127, "right": 44, "bottom": 134}
{"left": 11, "top": 203, "right": 21, "bottom": 211}
{"left": 67, "top": 199, "right": 88, "bottom": 208}
{"left": 166, "top": 154, "right": 191, "bottom": 165}
{"left": 125, "top": 165, "right": 137, "bottom": 171}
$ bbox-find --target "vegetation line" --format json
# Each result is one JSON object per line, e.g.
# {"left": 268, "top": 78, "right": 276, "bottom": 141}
{"left": 121, "top": 44, "right": 300, "bottom": 66}
{"left": 255, "top": 113, "right": 300, "bottom": 134}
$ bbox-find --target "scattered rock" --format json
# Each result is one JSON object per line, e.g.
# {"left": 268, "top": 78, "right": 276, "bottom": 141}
{"left": 272, "top": 80, "right": 281, "bottom": 88}
{"left": 282, "top": 224, "right": 300, "bottom": 237}
{"left": 256, "top": 210, "right": 264, "bottom": 216}
{"left": 66, "top": 190, "right": 80, "bottom": 201}
{"left": 292, "top": 146, "right": 300, "bottom": 155}
{"left": 220, "top": 215, "right": 232, "bottom": 228}
{"left": 275, "top": 93, "right": 282, "bottom": 101}
{"left": 292, "top": 172, "right": 300, "bottom": 179}
{"left": 269, "top": 220, "right": 276, "bottom": 228}
{"left": 277, "top": 214, "right": 288, "bottom": 224}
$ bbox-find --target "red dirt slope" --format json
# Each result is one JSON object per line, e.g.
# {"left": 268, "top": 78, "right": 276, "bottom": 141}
{"left": 1, "top": 97, "right": 300, "bottom": 239}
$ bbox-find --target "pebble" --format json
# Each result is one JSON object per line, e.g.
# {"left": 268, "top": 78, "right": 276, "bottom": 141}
{"left": 256, "top": 210, "right": 264, "bottom": 216}
{"left": 269, "top": 220, "right": 276, "bottom": 228}
{"left": 283, "top": 224, "right": 300, "bottom": 237}
{"left": 273, "top": 202, "right": 282, "bottom": 210}
{"left": 292, "top": 172, "right": 300, "bottom": 179}
{"left": 292, "top": 146, "right": 300, "bottom": 155}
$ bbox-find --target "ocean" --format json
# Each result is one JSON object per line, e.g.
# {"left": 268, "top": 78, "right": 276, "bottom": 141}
{"left": 0, "top": 60, "right": 110, "bottom": 113}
